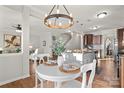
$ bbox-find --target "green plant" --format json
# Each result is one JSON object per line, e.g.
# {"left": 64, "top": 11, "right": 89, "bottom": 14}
{"left": 53, "top": 39, "right": 65, "bottom": 56}
{"left": 16, "top": 48, "right": 21, "bottom": 53}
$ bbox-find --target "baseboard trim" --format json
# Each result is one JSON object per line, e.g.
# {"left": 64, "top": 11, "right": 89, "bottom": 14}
{"left": 0, "top": 74, "right": 30, "bottom": 86}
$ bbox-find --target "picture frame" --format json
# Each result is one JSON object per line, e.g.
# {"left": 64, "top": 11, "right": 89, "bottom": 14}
{"left": 4, "top": 34, "right": 21, "bottom": 48}
{"left": 42, "top": 40, "right": 46, "bottom": 46}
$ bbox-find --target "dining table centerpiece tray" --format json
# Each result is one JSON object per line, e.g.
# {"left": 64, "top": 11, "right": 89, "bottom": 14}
{"left": 43, "top": 60, "right": 57, "bottom": 66}
{"left": 59, "top": 63, "right": 80, "bottom": 73}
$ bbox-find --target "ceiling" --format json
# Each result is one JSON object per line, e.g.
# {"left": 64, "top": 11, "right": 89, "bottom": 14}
{"left": 1, "top": 5, "right": 124, "bottom": 35}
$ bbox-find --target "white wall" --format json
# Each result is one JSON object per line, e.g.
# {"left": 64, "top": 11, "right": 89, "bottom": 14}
{"left": 39, "top": 32, "right": 52, "bottom": 53}
{"left": 0, "top": 32, "right": 3, "bottom": 48}
{"left": 29, "top": 32, "right": 52, "bottom": 54}
{"left": 30, "top": 34, "right": 40, "bottom": 49}
{"left": 0, "top": 6, "right": 30, "bottom": 85}
{"left": 0, "top": 53, "right": 23, "bottom": 86}
{"left": 21, "top": 6, "right": 30, "bottom": 77}
{"left": 65, "top": 33, "right": 81, "bottom": 49}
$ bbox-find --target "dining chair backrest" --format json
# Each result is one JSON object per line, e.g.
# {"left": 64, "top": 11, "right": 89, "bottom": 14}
{"left": 30, "top": 49, "right": 38, "bottom": 60}
{"left": 39, "top": 53, "right": 50, "bottom": 63}
{"left": 34, "top": 48, "right": 38, "bottom": 55}
{"left": 80, "top": 59, "right": 96, "bottom": 88}
{"left": 82, "top": 51, "right": 95, "bottom": 65}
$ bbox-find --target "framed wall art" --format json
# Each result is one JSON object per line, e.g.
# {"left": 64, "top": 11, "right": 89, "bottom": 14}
{"left": 42, "top": 40, "right": 46, "bottom": 46}
{"left": 4, "top": 34, "right": 21, "bottom": 48}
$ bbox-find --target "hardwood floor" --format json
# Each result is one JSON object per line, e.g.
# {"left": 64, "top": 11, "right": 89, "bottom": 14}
{"left": 0, "top": 58, "right": 120, "bottom": 88}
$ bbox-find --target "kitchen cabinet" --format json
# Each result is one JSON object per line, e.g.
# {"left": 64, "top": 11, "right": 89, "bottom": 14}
{"left": 83, "top": 34, "right": 93, "bottom": 47}
{"left": 93, "top": 35, "right": 102, "bottom": 44}
{"left": 117, "top": 28, "right": 124, "bottom": 50}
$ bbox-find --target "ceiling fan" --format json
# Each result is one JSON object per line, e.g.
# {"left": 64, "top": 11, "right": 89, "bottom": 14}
{"left": 12, "top": 24, "right": 22, "bottom": 32}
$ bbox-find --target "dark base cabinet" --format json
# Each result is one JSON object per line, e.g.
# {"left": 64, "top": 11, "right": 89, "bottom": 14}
{"left": 117, "top": 28, "right": 124, "bottom": 50}
{"left": 120, "top": 56, "right": 124, "bottom": 88}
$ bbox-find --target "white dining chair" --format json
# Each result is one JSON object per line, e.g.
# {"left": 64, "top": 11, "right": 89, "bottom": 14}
{"left": 61, "top": 59, "right": 96, "bottom": 88}
{"left": 30, "top": 48, "right": 39, "bottom": 88}
{"left": 36, "top": 73, "right": 44, "bottom": 88}
{"left": 38, "top": 53, "right": 50, "bottom": 63}
{"left": 35, "top": 53, "right": 50, "bottom": 88}
{"left": 30, "top": 48, "right": 39, "bottom": 61}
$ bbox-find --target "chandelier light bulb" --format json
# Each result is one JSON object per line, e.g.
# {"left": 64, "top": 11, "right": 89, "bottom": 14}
{"left": 57, "top": 9, "right": 60, "bottom": 14}
{"left": 70, "top": 13, "right": 72, "bottom": 17}
{"left": 59, "top": 22, "right": 62, "bottom": 26}
{"left": 48, "top": 21, "right": 51, "bottom": 25}
{"left": 69, "top": 20, "right": 71, "bottom": 24}
{"left": 67, "top": 30, "right": 71, "bottom": 32}
{"left": 45, "top": 13, "right": 48, "bottom": 17}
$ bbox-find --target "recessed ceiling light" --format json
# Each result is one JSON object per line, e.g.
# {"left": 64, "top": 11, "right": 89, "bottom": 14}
{"left": 97, "top": 12, "right": 107, "bottom": 18}
{"left": 90, "top": 26, "right": 100, "bottom": 30}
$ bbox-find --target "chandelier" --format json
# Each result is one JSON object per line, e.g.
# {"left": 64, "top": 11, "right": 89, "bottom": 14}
{"left": 44, "top": 5, "right": 74, "bottom": 29}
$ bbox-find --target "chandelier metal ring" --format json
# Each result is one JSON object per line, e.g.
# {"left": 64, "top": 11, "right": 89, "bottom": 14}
{"left": 44, "top": 14, "right": 74, "bottom": 29}
{"left": 44, "top": 5, "right": 74, "bottom": 29}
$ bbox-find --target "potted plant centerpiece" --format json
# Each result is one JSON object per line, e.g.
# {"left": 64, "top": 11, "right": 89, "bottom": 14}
{"left": 53, "top": 39, "right": 65, "bottom": 67}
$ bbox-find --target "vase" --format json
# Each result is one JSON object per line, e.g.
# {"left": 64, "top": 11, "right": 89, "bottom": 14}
{"left": 57, "top": 56, "right": 64, "bottom": 67}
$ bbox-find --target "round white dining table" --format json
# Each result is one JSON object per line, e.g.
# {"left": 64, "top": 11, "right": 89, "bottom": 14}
{"left": 36, "top": 64, "right": 81, "bottom": 88}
